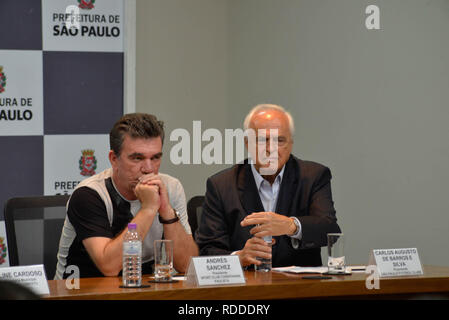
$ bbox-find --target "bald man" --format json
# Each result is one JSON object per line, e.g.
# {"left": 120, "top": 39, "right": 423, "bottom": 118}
{"left": 195, "top": 104, "right": 341, "bottom": 268}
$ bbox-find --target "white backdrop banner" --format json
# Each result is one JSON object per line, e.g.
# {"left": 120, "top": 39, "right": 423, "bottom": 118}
{"left": 44, "top": 134, "right": 110, "bottom": 195}
{"left": 0, "top": 51, "right": 43, "bottom": 136}
{"left": 42, "top": 0, "right": 124, "bottom": 52}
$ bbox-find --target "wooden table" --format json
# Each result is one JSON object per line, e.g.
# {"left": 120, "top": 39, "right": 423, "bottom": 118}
{"left": 42, "top": 265, "right": 449, "bottom": 300}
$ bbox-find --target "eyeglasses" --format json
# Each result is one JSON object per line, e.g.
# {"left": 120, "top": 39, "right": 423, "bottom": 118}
{"left": 255, "top": 136, "right": 289, "bottom": 147}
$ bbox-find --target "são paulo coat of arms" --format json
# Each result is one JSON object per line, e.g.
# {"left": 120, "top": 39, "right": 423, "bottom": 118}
{"left": 78, "top": 0, "right": 95, "bottom": 10}
{"left": 0, "top": 66, "right": 6, "bottom": 94}
{"left": 79, "top": 149, "right": 97, "bottom": 176}
{"left": 0, "top": 237, "right": 7, "bottom": 265}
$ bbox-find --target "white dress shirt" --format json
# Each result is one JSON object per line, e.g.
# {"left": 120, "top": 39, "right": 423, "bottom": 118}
{"left": 250, "top": 164, "right": 302, "bottom": 240}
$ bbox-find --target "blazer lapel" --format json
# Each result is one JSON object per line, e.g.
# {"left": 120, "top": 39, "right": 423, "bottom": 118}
{"left": 275, "top": 156, "right": 300, "bottom": 217}
{"left": 237, "top": 160, "right": 264, "bottom": 215}
{"left": 271, "top": 156, "right": 300, "bottom": 264}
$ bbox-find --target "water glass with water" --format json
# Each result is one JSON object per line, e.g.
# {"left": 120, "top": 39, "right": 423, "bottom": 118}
{"left": 327, "top": 233, "right": 345, "bottom": 274}
{"left": 154, "top": 239, "right": 173, "bottom": 282}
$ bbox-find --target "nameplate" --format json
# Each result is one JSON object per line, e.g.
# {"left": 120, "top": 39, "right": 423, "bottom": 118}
{"left": 185, "top": 255, "right": 246, "bottom": 287}
{"left": 369, "top": 248, "right": 423, "bottom": 278}
{"left": 0, "top": 264, "right": 50, "bottom": 295}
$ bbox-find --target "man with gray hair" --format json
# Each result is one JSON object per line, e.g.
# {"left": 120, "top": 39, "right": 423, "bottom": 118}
{"left": 196, "top": 104, "right": 341, "bottom": 268}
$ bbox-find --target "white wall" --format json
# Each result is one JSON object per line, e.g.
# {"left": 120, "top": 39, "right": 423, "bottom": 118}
{"left": 136, "top": 0, "right": 449, "bottom": 266}
{"left": 136, "top": 0, "right": 230, "bottom": 201}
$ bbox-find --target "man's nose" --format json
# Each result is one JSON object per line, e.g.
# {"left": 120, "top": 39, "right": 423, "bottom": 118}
{"left": 141, "top": 159, "right": 154, "bottom": 174}
{"left": 265, "top": 138, "right": 278, "bottom": 154}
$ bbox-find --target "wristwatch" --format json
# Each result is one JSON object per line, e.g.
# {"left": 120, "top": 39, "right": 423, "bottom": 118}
{"left": 159, "top": 209, "right": 180, "bottom": 224}
{"left": 290, "top": 217, "right": 300, "bottom": 236}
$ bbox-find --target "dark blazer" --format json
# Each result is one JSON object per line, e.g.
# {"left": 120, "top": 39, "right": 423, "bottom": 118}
{"left": 195, "top": 155, "right": 341, "bottom": 267}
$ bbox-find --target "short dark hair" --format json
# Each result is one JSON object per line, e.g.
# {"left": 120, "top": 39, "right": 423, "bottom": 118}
{"left": 110, "top": 113, "right": 165, "bottom": 156}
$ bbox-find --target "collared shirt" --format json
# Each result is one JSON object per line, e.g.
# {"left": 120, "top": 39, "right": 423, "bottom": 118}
{"left": 250, "top": 164, "right": 302, "bottom": 240}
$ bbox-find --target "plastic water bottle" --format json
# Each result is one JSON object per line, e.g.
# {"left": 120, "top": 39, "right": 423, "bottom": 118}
{"left": 122, "top": 223, "right": 142, "bottom": 287}
{"left": 255, "top": 235, "right": 272, "bottom": 272}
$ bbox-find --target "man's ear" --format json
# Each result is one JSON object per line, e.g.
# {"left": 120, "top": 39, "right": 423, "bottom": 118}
{"left": 108, "top": 150, "right": 117, "bottom": 166}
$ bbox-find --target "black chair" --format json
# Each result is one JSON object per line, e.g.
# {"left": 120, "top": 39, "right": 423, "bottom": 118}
{"left": 4, "top": 195, "right": 70, "bottom": 280}
{"left": 187, "top": 196, "right": 205, "bottom": 240}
